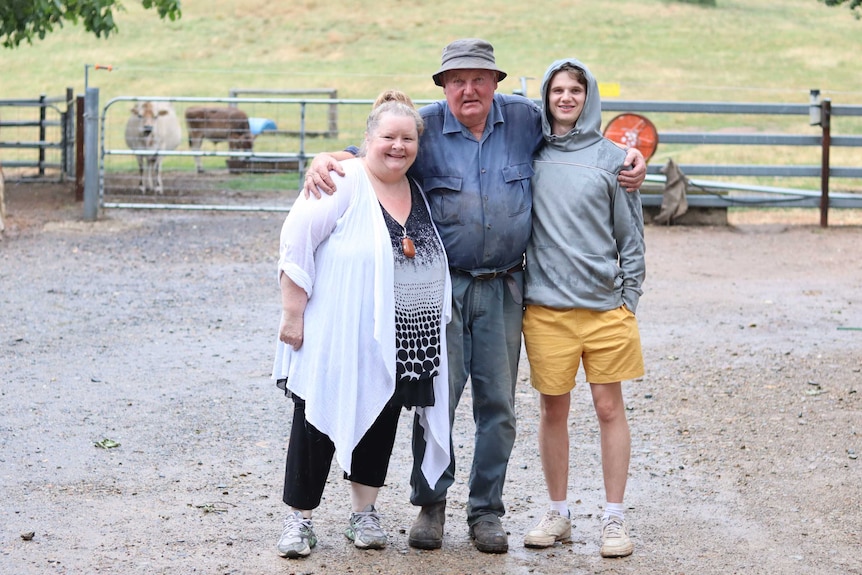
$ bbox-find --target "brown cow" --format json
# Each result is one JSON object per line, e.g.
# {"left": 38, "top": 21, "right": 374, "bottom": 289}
{"left": 184, "top": 106, "right": 254, "bottom": 173}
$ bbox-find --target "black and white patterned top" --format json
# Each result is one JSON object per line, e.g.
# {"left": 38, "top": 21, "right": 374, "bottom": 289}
{"left": 380, "top": 180, "right": 447, "bottom": 407}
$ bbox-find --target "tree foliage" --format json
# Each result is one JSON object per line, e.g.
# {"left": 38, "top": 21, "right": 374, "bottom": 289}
{"left": 0, "top": 0, "right": 182, "bottom": 49}
{"left": 821, "top": 0, "right": 862, "bottom": 18}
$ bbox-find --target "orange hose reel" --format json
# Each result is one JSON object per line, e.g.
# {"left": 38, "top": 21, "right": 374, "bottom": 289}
{"left": 603, "top": 113, "right": 659, "bottom": 162}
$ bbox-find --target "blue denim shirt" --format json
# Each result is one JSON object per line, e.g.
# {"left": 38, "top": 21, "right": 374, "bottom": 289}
{"left": 409, "top": 94, "right": 543, "bottom": 273}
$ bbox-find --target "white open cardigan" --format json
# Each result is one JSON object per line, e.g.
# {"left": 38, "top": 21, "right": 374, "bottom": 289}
{"left": 272, "top": 159, "right": 451, "bottom": 486}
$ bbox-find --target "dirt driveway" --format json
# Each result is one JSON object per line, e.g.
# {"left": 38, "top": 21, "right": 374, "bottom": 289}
{"left": 1, "top": 184, "right": 860, "bottom": 575}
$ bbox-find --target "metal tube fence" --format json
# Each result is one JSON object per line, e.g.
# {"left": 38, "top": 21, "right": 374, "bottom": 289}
{"left": 86, "top": 94, "right": 862, "bottom": 222}
{"left": 0, "top": 91, "right": 75, "bottom": 181}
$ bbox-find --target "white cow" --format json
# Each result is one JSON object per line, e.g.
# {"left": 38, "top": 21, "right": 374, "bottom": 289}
{"left": 124, "top": 101, "right": 182, "bottom": 194}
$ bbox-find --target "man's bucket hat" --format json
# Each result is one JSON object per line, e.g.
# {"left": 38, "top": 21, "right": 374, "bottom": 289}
{"left": 432, "top": 38, "right": 508, "bottom": 87}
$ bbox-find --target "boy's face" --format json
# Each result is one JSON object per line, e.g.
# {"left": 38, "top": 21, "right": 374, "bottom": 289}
{"left": 547, "top": 70, "right": 587, "bottom": 134}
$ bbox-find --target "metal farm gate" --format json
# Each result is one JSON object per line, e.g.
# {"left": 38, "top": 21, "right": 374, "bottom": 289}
{"left": 0, "top": 90, "right": 76, "bottom": 181}
{"left": 99, "top": 95, "right": 377, "bottom": 213}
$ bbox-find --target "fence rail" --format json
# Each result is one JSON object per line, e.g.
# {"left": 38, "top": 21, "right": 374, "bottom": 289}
{"left": 0, "top": 90, "right": 75, "bottom": 178}
{"left": 602, "top": 97, "right": 862, "bottom": 180}
{"left": 4, "top": 88, "right": 860, "bottom": 226}
{"left": 599, "top": 93, "right": 862, "bottom": 226}
{"left": 227, "top": 89, "right": 339, "bottom": 137}
{"left": 89, "top": 91, "right": 862, "bottom": 225}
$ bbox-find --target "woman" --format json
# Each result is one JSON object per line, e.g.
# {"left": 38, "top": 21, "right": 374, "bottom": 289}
{"left": 272, "top": 96, "right": 451, "bottom": 558}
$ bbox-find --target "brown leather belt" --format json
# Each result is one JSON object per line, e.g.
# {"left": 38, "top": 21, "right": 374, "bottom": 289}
{"left": 461, "top": 264, "right": 524, "bottom": 281}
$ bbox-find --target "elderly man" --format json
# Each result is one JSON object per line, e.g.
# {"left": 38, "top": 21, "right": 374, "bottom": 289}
{"left": 304, "top": 38, "right": 645, "bottom": 554}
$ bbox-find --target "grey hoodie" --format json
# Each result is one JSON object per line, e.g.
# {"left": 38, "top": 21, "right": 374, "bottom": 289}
{"left": 524, "top": 58, "right": 645, "bottom": 313}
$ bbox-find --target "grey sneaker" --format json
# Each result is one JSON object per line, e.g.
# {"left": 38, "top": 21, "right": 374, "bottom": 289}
{"left": 344, "top": 504, "right": 387, "bottom": 549}
{"left": 524, "top": 509, "right": 572, "bottom": 548}
{"left": 277, "top": 511, "right": 317, "bottom": 558}
{"left": 600, "top": 516, "right": 633, "bottom": 558}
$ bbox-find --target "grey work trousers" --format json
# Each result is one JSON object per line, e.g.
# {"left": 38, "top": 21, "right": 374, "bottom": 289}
{"left": 410, "top": 269, "right": 522, "bottom": 525}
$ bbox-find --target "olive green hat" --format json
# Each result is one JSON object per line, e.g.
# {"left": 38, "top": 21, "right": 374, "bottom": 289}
{"left": 432, "top": 38, "right": 508, "bottom": 87}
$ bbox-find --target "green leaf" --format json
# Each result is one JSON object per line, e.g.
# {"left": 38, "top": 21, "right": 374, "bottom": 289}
{"left": 94, "top": 438, "right": 121, "bottom": 449}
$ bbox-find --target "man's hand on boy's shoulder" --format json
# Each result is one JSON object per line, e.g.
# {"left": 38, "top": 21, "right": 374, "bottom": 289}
{"left": 302, "top": 153, "right": 346, "bottom": 198}
{"left": 619, "top": 148, "right": 646, "bottom": 192}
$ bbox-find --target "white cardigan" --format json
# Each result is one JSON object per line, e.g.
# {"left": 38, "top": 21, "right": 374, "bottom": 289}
{"left": 272, "top": 159, "right": 451, "bottom": 486}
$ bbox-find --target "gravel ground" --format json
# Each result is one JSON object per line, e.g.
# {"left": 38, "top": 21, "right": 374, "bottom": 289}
{"left": 1, "top": 183, "right": 860, "bottom": 575}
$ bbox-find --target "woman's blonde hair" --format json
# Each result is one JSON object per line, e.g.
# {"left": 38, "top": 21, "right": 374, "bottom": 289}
{"left": 366, "top": 101, "right": 424, "bottom": 137}
{"left": 373, "top": 89, "right": 415, "bottom": 109}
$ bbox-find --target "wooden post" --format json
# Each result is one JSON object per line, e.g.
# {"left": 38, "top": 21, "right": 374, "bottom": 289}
{"left": 38, "top": 94, "right": 47, "bottom": 176}
{"left": 63, "top": 87, "right": 74, "bottom": 182}
{"left": 819, "top": 99, "right": 831, "bottom": 228}
{"left": 76, "top": 95, "right": 85, "bottom": 202}
{"left": 327, "top": 89, "right": 339, "bottom": 139}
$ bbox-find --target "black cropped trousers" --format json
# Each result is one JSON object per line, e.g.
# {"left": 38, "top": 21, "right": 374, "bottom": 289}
{"left": 282, "top": 393, "right": 402, "bottom": 510}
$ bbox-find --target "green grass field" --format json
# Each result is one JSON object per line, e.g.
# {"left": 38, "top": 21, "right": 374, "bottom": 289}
{"left": 3, "top": 0, "right": 861, "bottom": 193}
{"left": 6, "top": 0, "right": 859, "bottom": 102}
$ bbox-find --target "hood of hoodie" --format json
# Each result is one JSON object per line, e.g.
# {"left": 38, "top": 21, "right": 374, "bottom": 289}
{"left": 539, "top": 58, "right": 604, "bottom": 152}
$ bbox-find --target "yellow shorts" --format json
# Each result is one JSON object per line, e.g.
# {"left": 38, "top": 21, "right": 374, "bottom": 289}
{"left": 523, "top": 305, "right": 644, "bottom": 394}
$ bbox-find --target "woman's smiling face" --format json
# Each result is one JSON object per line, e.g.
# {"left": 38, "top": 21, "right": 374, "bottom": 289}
{"left": 364, "top": 113, "right": 419, "bottom": 175}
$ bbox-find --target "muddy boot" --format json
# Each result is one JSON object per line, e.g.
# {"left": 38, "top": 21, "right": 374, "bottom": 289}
{"left": 469, "top": 519, "right": 508, "bottom": 554}
{"left": 408, "top": 500, "right": 446, "bottom": 549}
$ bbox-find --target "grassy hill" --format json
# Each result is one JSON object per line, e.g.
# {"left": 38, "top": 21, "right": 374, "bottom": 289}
{"left": 5, "top": 0, "right": 860, "bottom": 104}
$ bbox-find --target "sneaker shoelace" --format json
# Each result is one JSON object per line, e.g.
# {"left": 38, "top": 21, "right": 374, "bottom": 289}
{"left": 352, "top": 510, "right": 384, "bottom": 534}
{"left": 603, "top": 517, "right": 625, "bottom": 538}
{"left": 537, "top": 511, "right": 564, "bottom": 530}
{"left": 283, "top": 513, "right": 312, "bottom": 537}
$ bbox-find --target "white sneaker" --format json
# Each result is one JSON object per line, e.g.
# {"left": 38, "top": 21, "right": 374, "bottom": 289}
{"left": 524, "top": 509, "right": 572, "bottom": 548}
{"left": 277, "top": 511, "right": 317, "bottom": 558}
{"left": 344, "top": 504, "right": 387, "bottom": 549}
{"left": 600, "top": 516, "right": 633, "bottom": 558}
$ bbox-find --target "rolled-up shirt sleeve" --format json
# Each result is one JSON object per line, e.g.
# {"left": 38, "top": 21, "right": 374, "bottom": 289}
{"left": 278, "top": 170, "right": 356, "bottom": 298}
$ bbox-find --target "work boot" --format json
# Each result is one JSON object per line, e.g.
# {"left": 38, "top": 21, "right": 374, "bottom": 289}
{"left": 469, "top": 519, "right": 509, "bottom": 554}
{"left": 408, "top": 500, "right": 446, "bottom": 549}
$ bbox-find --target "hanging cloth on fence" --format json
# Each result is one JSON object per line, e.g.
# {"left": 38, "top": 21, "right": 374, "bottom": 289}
{"left": 655, "top": 158, "right": 689, "bottom": 225}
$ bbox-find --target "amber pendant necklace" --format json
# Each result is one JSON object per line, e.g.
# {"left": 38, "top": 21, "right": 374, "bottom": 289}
{"left": 378, "top": 195, "right": 415, "bottom": 258}
{"left": 401, "top": 226, "right": 416, "bottom": 258}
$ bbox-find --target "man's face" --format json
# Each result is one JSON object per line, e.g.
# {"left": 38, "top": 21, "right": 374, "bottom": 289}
{"left": 547, "top": 70, "right": 587, "bottom": 134}
{"left": 441, "top": 69, "right": 498, "bottom": 130}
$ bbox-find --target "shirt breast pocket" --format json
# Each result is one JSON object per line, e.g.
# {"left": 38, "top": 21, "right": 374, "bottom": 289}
{"left": 424, "top": 176, "right": 463, "bottom": 225}
{"left": 502, "top": 163, "right": 534, "bottom": 217}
